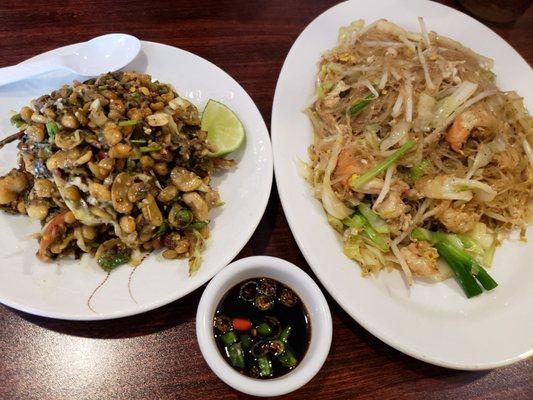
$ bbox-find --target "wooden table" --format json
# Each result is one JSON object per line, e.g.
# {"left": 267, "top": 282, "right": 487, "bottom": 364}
{"left": 0, "top": 1, "right": 531, "bottom": 398}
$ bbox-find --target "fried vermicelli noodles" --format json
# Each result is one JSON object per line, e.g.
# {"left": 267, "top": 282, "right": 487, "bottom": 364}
{"left": 305, "top": 19, "right": 532, "bottom": 287}
{"left": 0, "top": 71, "right": 234, "bottom": 274}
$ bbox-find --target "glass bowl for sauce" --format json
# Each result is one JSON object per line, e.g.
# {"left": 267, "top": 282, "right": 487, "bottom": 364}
{"left": 213, "top": 278, "right": 310, "bottom": 379}
{"left": 196, "top": 256, "right": 332, "bottom": 397}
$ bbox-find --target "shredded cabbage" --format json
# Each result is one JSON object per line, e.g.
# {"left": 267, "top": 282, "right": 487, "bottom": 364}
{"left": 321, "top": 132, "right": 353, "bottom": 219}
{"left": 418, "top": 175, "right": 496, "bottom": 202}
{"left": 327, "top": 214, "right": 344, "bottom": 233}
{"left": 338, "top": 20, "right": 365, "bottom": 44}
{"left": 295, "top": 158, "right": 312, "bottom": 182}
{"left": 54, "top": 175, "right": 102, "bottom": 225}
{"left": 189, "top": 229, "right": 205, "bottom": 276}
{"left": 414, "top": 93, "right": 436, "bottom": 132}
{"left": 380, "top": 121, "right": 410, "bottom": 151}
{"left": 432, "top": 81, "right": 478, "bottom": 128}
{"left": 468, "top": 222, "right": 494, "bottom": 251}
{"left": 376, "top": 20, "right": 422, "bottom": 43}
{"left": 465, "top": 136, "right": 505, "bottom": 179}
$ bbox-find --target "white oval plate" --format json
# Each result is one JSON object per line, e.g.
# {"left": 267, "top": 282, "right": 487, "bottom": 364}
{"left": 272, "top": 0, "right": 532, "bottom": 370}
{"left": 0, "top": 41, "right": 272, "bottom": 320}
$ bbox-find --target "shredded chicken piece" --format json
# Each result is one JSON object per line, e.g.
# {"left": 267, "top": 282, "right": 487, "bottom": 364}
{"left": 375, "top": 191, "right": 406, "bottom": 219}
{"left": 437, "top": 203, "right": 480, "bottom": 233}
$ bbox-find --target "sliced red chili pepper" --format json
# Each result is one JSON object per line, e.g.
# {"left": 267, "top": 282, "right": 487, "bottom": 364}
{"left": 232, "top": 318, "right": 252, "bottom": 331}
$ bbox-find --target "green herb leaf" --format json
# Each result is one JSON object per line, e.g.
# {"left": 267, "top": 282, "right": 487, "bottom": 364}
{"left": 349, "top": 93, "right": 377, "bottom": 115}
{"left": 349, "top": 140, "right": 415, "bottom": 189}
{"left": 118, "top": 119, "right": 139, "bottom": 127}
{"left": 10, "top": 114, "right": 25, "bottom": 128}
{"left": 139, "top": 145, "right": 161, "bottom": 152}
{"left": 97, "top": 250, "right": 130, "bottom": 272}
{"left": 126, "top": 158, "right": 135, "bottom": 172}
{"left": 154, "top": 222, "right": 168, "bottom": 238}
{"left": 129, "top": 139, "right": 147, "bottom": 144}
{"left": 409, "top": 158, "right": 430, "bottom": 180}
{"left": 45, "top": 121, "right": 59, "bottom": 140}
{"left": 189, "top": 220, "right": 209, "bottom": 230}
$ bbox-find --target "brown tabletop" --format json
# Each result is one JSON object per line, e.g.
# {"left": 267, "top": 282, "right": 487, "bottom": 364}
{"left": 0, "top": 1, "right": 532, "bottom": 399}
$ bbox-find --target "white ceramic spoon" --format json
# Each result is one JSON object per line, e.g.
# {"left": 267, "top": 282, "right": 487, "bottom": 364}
{"left": 0, "top": 33, "right": 141, "bottom": 86}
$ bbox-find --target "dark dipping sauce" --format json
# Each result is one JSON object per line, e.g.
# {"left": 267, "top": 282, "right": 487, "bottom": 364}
{"left": 213, "top": 277, "right": 311, "bottom": 379}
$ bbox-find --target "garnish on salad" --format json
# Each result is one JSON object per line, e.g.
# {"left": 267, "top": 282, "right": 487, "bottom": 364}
{"left": 0, "top": 71, "right": 244, "bottom": 274}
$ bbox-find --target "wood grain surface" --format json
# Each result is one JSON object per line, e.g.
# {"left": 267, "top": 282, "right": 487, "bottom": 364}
{"left": 0, "top": 1, "right": 531, "bottom": 399}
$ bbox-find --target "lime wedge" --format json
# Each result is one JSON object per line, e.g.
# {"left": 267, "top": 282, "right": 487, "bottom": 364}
{"left": 201, "top": 100, "right": 245, "bottom": 157}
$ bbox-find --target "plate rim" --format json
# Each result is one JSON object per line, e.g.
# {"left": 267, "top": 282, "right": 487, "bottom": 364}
{"left": 272, "top": 0, "right": 532, "bottom": 370}
{"left": 0, "top": 40, "right": 273, "bottom": 321}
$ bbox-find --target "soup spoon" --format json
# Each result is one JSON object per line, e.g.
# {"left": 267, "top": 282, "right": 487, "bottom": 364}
{"left": 0, "top": 33, "right": 141, "bottom": 86}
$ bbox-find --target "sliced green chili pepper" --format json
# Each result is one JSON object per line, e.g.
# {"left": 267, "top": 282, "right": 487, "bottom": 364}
{"left": 269, "top": 340, "right": 285, "bottom": 356}
{"left": 254, "top": 295, "right": 274, "bottom": 311}
{"left": 220, "top": 331, "right": 238, "bottom": 346}
{"left": 278, "top": 325, "right": 292, "bottom": 344}
{"left": 280, "top": 288, "right": 298, "bottom": 307}
{"left": 251, "top": 341, "right": 270, "bottom": 358}
{"left": 240, "top": 332, "right": 253, "bottom": 350}
{"left": 227, "top": 342, "right": 245, "bottom": 369}
{"left": 213, "top": 315, "right": 233, "bottom": 333}
{"left": 239, "top": 281, "right": 258, "bottom": 302}
{"left": 256, "top": 356, "right": 272, "bottom": 377}
{"left": 258, "top": 278, "right": 277, "bottom": 296}
{"left": 256, "top": 322, "right": 272, "bottom": 337}
{"left": 279, "top": 349, "right": 298, "bottom": 369}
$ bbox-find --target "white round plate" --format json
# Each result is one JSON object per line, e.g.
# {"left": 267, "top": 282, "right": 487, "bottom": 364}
{"left": 272, "top": 0, "right": 532, "bottom": 370}
{"left": 0, "top": 41, "right": 272, "bottom": 320}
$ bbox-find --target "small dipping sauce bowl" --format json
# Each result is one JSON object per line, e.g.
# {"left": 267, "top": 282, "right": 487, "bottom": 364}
{"left": 196, "top": 256, "right": 332, "bottom": 397}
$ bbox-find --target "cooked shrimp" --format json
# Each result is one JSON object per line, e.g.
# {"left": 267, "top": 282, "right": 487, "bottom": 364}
{"left": 400, "top": 241, "right": 439, "bottom": 277}
{"left": 445, "top": 104, "right": 495, "bottom": 152}
{"left": 334, "top": 148, "right": 366, "bottom": 185}
{"left": 37, "top": 212, "right": 67, "bottom": 261}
